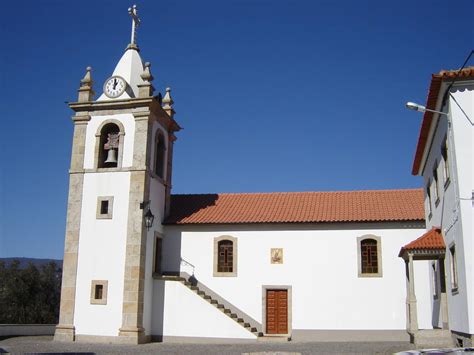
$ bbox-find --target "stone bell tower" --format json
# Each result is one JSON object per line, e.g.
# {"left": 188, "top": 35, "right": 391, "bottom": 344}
{"left": 55, "top": 5, "right": 181, "bottom": 343}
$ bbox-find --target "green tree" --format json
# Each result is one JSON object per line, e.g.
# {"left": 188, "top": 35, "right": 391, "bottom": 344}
{"left": 0, "top": 260, "right": 62, "bottom": 324}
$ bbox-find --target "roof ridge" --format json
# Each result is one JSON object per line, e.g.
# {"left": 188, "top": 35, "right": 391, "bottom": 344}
{"left": 171, "top": 188, "right": 423, "bottom": 197}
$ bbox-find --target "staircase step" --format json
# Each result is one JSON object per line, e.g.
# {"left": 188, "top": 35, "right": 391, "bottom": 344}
{"left": 250, "top": 327, "right": 257, "bottom": 332}
{"left": 197, "top": 290, "right": 205, "bottom": 296}
{"left": 203, "top": 295, "right": 211, "bottom": 300}
{"left": 190, "top": 286, "right": 199, "bottom": 291}
{"left": 223, "top": 309, "right": 231, "bottom": 314}
{"left": 217, "top": 304, "right": 224, "bottom": 309}
{"left": 210, "top": 299, "right": 218, "bottom": 304}
{"left": 230, "top": 313, "right": 238, "bottom": 318}
{"left": 244, "top": 323, "right": 250, "bottom": 328}
{"left": 237, "top": 318, "right": 244, "bottom": 323}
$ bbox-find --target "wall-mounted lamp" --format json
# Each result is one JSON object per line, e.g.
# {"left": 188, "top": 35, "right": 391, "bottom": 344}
{"left": 405, "top": 101, "right": 448, "bottom": 116}
{"left": 140, "top": 200, "right": 155, "bottom": 231}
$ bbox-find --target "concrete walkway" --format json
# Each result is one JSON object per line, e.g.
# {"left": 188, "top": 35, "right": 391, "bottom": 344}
{"left": 0, "top": 336, "right": 416, "bottom": 354}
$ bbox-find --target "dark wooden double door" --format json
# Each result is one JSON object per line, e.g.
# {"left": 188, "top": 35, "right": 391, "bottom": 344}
{"left": 266, "top": 289, "right": 288, "bottom": 334}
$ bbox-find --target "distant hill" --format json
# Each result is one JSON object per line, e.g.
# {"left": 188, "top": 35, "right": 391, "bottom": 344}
{"left": 0, "top": 257, "right": 63, "bottom": 269}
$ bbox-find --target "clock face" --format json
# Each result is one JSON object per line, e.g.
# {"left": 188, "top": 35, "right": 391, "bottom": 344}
{"left": 104, "top": 76, "right": 127, "bottom": 98}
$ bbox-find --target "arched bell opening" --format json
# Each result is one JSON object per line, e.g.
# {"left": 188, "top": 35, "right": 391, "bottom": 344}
{"left": 98, "top": 123, "right": 121, "bottom": 168}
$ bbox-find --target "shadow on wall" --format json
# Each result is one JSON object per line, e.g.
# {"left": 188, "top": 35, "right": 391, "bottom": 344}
{"left": 164, "top": 194, "right": 219, "bottom": 224}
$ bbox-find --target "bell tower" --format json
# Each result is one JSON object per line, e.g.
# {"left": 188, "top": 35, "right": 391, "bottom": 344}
{"left": 55, "top": 5, "right": 181, "bottom": 344}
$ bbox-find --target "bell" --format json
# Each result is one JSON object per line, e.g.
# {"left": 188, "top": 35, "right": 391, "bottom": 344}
{"left": 104, "top": 149, "right": 118, "bottom": 164}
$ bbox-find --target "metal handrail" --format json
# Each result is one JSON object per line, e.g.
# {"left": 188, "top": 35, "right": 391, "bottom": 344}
{"left": 180, "top": 258, "right": 195, "bottom": 275}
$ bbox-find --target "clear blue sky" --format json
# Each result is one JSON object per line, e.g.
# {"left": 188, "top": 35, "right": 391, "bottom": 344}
{"left": 1, "top": 0, "right": 472, "bottom": 259}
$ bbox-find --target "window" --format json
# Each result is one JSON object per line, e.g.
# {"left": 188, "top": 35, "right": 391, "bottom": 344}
{"left": 357, "top": 235, "right": 382, "bottom": 277}
{"left": 153, "top": 232, "right": 163, "bottom": 275}
{"left": 90, "top": 280, "right": 108, "bottom": 305}
{"left": 426, "top": 183, "right": 433, "bottom": 218}
{"left": 433, "top": 163, "right": 440, "bottom": 204}
{"left": 441, "top": 137, "right": 450, "bottom": 187}
{"left": 213, "top": 236, "right": 237, "bottom": 277}
{"left": 96, "top": 196, "right": 114, "bottom": 219}
{"left": 154, "top": 131, "right": 166, "bottom": 179}
{"left": 450, "top": 244, "right": 458, "bottom": 292}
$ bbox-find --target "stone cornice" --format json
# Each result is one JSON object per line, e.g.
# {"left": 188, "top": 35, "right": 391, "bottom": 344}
{"left": 68, "top": 97, "right": 182, "bottom": 133}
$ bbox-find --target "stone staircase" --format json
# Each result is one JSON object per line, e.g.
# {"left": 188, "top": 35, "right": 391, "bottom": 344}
{"left": 160, "top": 274, "right": 264, "bottom": 338}
{"left": 412, "top": 329, "right": 453, "bottom": 348}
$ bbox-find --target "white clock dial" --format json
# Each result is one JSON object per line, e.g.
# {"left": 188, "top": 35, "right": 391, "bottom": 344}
{"left": 104, "top": 76, "right": 127, "bottom": 98}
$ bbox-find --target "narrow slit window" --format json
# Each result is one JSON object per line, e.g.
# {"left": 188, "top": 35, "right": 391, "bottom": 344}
{"left": 450, "top": 245, "right": 458, "bottom": 292}
{"left": 433, "top": 164, "right": 440, "bottom": 202}
{"left": 442, "top": 138, "right": 450, "bottom": 184}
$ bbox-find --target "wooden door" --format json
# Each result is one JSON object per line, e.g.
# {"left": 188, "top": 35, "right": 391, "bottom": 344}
{"left": 266, "top": 289, "right": 288, "bottom": 334}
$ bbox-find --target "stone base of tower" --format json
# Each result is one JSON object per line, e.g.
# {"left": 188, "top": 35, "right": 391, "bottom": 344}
{"left": 54, "top": 324, "right": 75, "bottom": 342}
{"left": 118, "top": 327, "right": 150, "bottom": 344}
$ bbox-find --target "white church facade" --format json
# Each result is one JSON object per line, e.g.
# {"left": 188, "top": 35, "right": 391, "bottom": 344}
{"left": 54, "top": 6, "right": 473, "bottom": 346}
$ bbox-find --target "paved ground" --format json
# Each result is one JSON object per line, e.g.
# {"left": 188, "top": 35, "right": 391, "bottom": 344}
{"left": 0, "top": 336, "right": 416, "bottom": 354}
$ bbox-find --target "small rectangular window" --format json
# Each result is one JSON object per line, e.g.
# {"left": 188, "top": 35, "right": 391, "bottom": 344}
{"left": 90, "top": 280, "right": 108, "bottom": 305}
{"left": 95, "top": 284, "right": 103, "bottom": 299}
{"left": 96, "top": 196, "right": 114, "bottom": 219}
{"left": 100, "top": 200, "right": 109, "bottom": 215}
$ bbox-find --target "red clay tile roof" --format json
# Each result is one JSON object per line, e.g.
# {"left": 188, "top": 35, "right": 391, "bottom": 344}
{"left": 398, "top": 227, "right": 445, "bottom": 257}
{"left": 412, "top": 67, "right": 474, "bottom": 175}
{"left": 165, "top": 188, "right": 425, "bottom": 225}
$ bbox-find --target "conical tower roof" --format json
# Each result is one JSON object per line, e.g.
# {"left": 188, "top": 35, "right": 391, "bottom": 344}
{"left": 97, "top": 46, "right": 146, "bottom": 101}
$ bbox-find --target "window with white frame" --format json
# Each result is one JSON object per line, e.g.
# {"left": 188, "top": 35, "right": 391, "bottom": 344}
{"left": 426, "top": 183, "right": 432, "bottom": 218}
{"left": 433, "top": 163, "right": 440, "bottom": 204}
{"left": 449, "top": 244, "right": 458, "bottom": 292}
{"left": 441, "top": 137, "right": 450, "bottom": 186}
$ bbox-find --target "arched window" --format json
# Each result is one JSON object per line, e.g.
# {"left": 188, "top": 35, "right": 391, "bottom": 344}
{"left": 154, "top": 131, "right": 166, "bottom": 179}
{"left": 213, "top": 236, "right": 237, "bottom": 277}
{"left": 98, "top": 123, "right": 121, "bottom": 168}
{"left": 357, "top": 235, "right": 382, "bottom": 277}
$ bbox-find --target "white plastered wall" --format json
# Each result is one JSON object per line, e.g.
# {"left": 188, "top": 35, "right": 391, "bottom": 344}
{"left": 422, "top": 82, "right": 473, "bottom": 334}
{"left": 158, "top": 223, "right": 431, "bottom": 337}
{"left": 151, "top": 280, "right": 256, "bottom": 339}
{"left": 74, "top": 172, "right": 131, "bottom": 336}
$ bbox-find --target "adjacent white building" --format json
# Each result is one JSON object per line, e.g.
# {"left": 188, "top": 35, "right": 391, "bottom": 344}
{"left": 54, "top": 7, "right": 472, "bottom": 346}
{"left": 406, "top": 67, "right": 474, "bottom": 347}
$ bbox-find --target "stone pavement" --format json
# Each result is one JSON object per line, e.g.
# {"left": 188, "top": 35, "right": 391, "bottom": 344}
{"left": 0, "top": 336, "right": 416, "bottom": 354}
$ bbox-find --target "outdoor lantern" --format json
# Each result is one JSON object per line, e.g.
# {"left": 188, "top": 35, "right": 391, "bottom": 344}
{"left": 144, "top": 208, "right": 155, "bottom": 231}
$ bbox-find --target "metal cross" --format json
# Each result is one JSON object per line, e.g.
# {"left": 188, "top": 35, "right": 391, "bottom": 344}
{"left": 128, "top": 4, "right": 141, "bottom": 45}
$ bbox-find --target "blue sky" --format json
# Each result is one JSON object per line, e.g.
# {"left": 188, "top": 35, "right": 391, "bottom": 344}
{"left": 1, "top": 0, "right": 472, "bottom": 259}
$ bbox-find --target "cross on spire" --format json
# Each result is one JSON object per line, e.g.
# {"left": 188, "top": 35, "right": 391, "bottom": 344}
{"left": 128, "top": 4, "right": 141, "bottom": 46}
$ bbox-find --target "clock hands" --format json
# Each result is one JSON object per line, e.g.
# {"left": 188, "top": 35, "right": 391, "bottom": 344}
{"left": 113, "top": 78, "right": 118, "bottom": 90}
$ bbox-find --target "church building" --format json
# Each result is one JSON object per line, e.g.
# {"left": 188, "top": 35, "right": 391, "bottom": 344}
{"left": 54, "top": 6, "right": 472, "bottom": 346}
